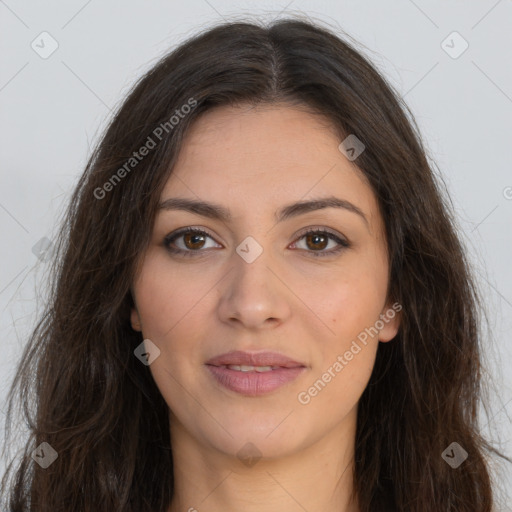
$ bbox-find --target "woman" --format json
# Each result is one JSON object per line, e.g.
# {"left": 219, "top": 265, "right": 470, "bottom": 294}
{"left": 1, "top": 15, "right": 509, "bottom": 512}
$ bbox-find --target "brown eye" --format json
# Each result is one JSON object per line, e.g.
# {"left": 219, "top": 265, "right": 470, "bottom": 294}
{"left": 164, "top": 226, "right": 350, "bottom": 259}
{"left": 292, "top": 228, "right": 350, "bottom": 258}
{"left": 304, "top": 232, "right": 329, "bottom": 251}
{"left": 164, "top": 227, "right": 220, "bottom": 257}
{"left": 182, "top": 232, "right": 207, "bottom": 250}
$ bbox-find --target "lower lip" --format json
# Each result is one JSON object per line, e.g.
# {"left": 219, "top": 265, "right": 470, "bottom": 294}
{"left": 206, "top": 365, "right": 306, "bottom": 396}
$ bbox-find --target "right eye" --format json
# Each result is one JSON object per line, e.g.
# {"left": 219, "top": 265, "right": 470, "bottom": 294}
{"left": 163, "top": 227, "right": 221, "bottom": 257}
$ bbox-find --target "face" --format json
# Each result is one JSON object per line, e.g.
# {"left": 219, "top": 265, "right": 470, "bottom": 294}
{"left": 130, "top": 103, "right": 400, "bottom": 462}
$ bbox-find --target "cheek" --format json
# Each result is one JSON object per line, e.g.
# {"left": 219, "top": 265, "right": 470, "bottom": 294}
{"left": 301, "top": 261, "right": 387, "bottom": 390}
{"left": 300, "top": 275, "right": 382, "bottom": 411}
{"left": 133, "top": 254, "right": 209, "bottom": 339}
{"left": 132, "top": 256, "right": 207, "bottom": 411}
{"left": 310, "top": 263, "right": 387, "bottom": 339}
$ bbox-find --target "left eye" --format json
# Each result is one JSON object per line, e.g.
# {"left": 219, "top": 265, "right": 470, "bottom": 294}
{"left": 291, "top": 228, "right": 350, "bottom": 256}
{"left": 163, "top": 227, "right": 350, "bottom": 258}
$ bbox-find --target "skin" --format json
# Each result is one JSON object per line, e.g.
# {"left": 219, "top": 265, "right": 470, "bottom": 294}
{"left": 130, "top": 103, "right": 401, "bottom": 512}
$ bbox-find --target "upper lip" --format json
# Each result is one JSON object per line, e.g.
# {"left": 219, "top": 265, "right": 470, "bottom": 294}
{"left": 205, "top": 351, "right": 305, "bottom": 368}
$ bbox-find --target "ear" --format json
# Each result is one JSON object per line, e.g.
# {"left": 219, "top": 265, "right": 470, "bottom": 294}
{"left": 130, "top": 306, "right": 142, "bottom": 332}
{"left": 377, "top": 300, "right": 402, "bottom": 343}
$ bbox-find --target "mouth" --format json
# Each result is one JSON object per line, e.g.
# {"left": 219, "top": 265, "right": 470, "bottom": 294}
{"left": 205, "top": 350, "right": 305, "bottom": 369}
{"left": 205, "top": 350, "right": 306, "bottom": 396}
{"left": 212, "top": 364, "right": 290, "bottom": 372}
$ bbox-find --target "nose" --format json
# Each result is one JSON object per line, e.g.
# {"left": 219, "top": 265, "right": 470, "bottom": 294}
{"left": 216, "top": 243, "right": 292, "bottom": 330}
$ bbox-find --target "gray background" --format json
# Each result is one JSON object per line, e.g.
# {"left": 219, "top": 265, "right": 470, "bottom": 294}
{"left": 1, "top": 0, "right": 511, "bottom": 508}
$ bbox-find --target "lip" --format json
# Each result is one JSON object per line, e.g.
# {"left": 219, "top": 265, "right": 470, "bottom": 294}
{"left": 205, "top": 351, "right": 307, "bottom": 396}
{"left": 205, "top": 350, "right": 305, "bottom": 368}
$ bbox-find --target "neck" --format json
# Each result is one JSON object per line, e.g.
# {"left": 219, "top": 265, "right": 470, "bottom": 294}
{"left": 168, "top": 413, "right": 360, "bottom": 512}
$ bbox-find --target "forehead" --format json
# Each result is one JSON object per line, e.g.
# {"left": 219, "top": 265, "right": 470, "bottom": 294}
{"left": 176, "top": 102, "right": 345, "bottom": 162}
{"left": 160, "top": 103, "right": 383, "bottom": 236}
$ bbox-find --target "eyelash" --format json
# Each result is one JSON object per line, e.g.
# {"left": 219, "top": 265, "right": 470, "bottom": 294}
{"left": 163, "top": 226, "right": 350, "bottom": 258}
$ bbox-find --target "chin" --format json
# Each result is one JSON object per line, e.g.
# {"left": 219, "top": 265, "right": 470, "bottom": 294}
{"left": 200, "top": 420, "right": 310, "bottom": 463}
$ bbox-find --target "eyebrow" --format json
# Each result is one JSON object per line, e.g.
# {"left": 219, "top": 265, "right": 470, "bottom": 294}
{"left": 157, "top": 195, "right": 370, "bottom": 229}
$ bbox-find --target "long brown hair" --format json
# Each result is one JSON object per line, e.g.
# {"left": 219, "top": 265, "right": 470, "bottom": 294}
{"left": 1, "top": 15, "right": 509, "bottom": 511}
